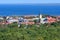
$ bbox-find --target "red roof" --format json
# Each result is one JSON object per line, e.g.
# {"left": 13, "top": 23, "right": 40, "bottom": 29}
{"left": 21, "top": 22, "right": 35, "bottom": 25}
{"left": 47, "top": 17, "right": 56, "bottom": 23}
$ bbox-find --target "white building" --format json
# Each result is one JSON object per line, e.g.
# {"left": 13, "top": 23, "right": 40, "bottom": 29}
{"left": 39, "top": 14, "right": 48, "bottom": 24}
{"left": 40, "top": 18, "right": 48, "bottom": 24}
{"left": 7, "top": 19, "right": 18, "bottom": 23}
{"left": 0, "top": 17, "right": 4, "bottom": 20}
{"left": 39, "top": 14, "right": 42, "bottom": 19}
{"left": 32, "top": 18, "right": 39, "bottom": 20}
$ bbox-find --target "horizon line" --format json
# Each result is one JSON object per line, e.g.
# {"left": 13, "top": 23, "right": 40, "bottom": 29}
{"left": 0, "top": 3, "right": 60, "bottom": 4}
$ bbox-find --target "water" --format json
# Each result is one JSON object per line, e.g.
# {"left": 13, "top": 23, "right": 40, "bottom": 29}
{"left": 0, "top": 4, "right": 60, "bottom": 16}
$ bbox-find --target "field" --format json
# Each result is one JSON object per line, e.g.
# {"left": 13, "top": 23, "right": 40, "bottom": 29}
{"left": 0, "top": 22, "right": 60, "bottom": 40}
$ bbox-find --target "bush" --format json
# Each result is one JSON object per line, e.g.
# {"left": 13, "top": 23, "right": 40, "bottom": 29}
{"left": 0, "top": 21, "right": 60, "bottom": 40}
{"left": 7, "top": 23, "right": 18, "bottom": 28}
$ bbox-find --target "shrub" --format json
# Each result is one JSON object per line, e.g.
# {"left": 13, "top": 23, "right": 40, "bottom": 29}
{"left": 7, "top": 23, "right": 18, "bottom": 28}
{"left": 0, "top": 21, "right": 60, "bottom": 40}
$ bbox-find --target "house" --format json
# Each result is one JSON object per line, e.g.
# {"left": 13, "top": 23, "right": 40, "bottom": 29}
{"left": 47, "top": 16, "right": 56, "bottom": 23}
{"left": 39, "top": 14, "right": 57, "bottom": 24}
{"left": 56, "top": 16, "right": 60, "bottom": 21}
{"left": 7, "top": 19, "right": 18, "bottom": 24}
{"left": 32, "top": 18, "right": 39, "bottom": 20}
{"left": 18, "top": 18, "right": 35, "bottom": 25}
{"left": 0, "top": 17, "right": 4, "bottom": 20}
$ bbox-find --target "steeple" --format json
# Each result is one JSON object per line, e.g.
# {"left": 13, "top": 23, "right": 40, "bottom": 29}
{"left": 39, "top": 13, "right": 42, "bottom": 19}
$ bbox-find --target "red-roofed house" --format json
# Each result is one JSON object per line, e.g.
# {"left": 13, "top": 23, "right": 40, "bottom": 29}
{"left": 47, "top": 16, "right": 56, "bottom": 23}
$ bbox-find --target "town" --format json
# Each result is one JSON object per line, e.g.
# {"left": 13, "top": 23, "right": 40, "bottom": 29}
{"left": 0, "top": 14, "right": 60, "bottom": 27}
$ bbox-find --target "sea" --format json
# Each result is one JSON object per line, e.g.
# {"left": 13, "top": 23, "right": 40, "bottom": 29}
{"left": 0, "top": 4, "right": 60, "bottom": 16}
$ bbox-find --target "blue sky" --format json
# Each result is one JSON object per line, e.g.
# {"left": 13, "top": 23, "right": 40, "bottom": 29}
{"left": 0, "top": 0, "right": 60, "bottom": 4}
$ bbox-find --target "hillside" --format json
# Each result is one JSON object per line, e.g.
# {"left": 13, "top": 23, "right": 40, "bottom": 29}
{"left": 0, "top": 21, "right": 60, "bottom": 40}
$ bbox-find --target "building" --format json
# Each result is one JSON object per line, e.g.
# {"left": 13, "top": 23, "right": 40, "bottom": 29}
{"left": 47, "top": 16, "right": 56, "bottom": 23}
{"left": 40, "top": 18, "right": 48, "bottom": 24}
{"left": 7, "top": 19, "right": 18, "bottom": 24}
{"left": 56, "top": 16, "right": 60, "bottom": 21}
{"left": 18, "top": 17, "right": 35, "bottom": 25}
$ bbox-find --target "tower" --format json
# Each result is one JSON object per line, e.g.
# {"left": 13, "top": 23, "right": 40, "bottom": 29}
{"left": 39, "top": 14, "right": 42, "bottom": 23}
{"left": 39, "top": 14, "right": 42, "bottom": 19}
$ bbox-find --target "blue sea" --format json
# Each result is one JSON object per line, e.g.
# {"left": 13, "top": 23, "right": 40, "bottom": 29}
{"left": 0, "top": 4, "right": 60, "bottom": 16}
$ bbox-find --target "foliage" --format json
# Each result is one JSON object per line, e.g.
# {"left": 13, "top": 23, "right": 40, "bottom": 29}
{"left": 0, "top": 21, "right": 60, "bottom": 40}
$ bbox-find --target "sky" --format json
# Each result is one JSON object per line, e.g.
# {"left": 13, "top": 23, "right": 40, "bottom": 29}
{"left": 0, "top": 0, "right": 60, "bottom": 4}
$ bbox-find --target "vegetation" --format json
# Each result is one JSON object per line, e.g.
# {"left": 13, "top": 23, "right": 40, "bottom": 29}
{"left": 0, "top": 21, "right": 60, "bottom": 40}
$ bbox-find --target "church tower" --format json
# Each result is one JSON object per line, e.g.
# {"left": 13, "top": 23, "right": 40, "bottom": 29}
{"left": 39, "top": 14, "right": 42, "bottom": 23}
{"left": 39, "top": 14, "right": 42, "bottom": 19}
